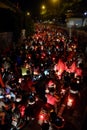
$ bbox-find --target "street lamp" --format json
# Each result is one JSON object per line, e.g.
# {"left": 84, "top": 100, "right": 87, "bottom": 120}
{"left": 26, "top": 12, "right": 30, "bottom": 16}
{"left": 50, "top": 0, "right": 59, "bottom": 6}
{"left": 41, "top": 4, "right": 46, "bottom": 15}
{"left": 40, "top": 4, "right": 46, "bottom": 21}
{"left": 49, "top": 0, "right": 60, "bottom": 17}
{"left": 51, "top": 0, "right": 58, "bottom": 4}
{"left": 42, "top": 5, "right": 46, "bottom": 10}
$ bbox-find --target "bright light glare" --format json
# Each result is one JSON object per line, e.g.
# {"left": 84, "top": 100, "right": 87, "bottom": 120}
{"left": 39, "top": 114, "right": 44, "bottom": 119}
{"left": 84, "top": 12, "right": 87, "bottom": 15}
{"left": 67, "top": 98, "right": 73, "bottom": 107}
{"left": 42, "top": 5, "right": 46, "bottom": 10}
{"left": 41, "top": 5, "right": 46, "bottom": 15}
{"left": 27, "top": 12, "right": 30, "bottom": 16}
{"left": 51, "top": 0, "right": 58, "bottom": 3}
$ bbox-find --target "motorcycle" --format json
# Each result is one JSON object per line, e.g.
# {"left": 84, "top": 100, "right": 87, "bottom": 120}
{"left": 10, "top": 104, "right": 26, "bottom": 130}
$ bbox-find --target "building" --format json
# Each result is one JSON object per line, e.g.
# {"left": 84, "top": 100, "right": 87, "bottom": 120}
{"left": 66, "top": 17, "right": 87, "bottom": 28}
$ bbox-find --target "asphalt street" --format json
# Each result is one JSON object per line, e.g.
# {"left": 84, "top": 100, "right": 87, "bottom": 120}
{"left": 22, "top": 120, "right": 41, "bottom": 130}
{"left": 21, "top": 119, "right": 77, "bottom": 130}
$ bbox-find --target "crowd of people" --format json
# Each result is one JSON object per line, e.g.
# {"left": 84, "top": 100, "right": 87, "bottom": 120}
{"left": 0, "top": 23, "right": 86, "bottom": 130}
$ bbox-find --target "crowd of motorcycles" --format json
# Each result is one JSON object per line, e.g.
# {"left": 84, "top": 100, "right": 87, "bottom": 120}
{"left": 0, "top": 24, "right": 85, "bottom": 130}
{"left": 0, "top": 56, "right": 83, "bottom": 130}
{"left": 0, "top": 75, "right": 35, "bottom": 130}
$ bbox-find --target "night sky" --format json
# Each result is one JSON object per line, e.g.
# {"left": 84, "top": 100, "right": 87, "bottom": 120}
{"left": 9, "top": 0, "right": 86, "bottom": 9}
{"left": 9, "top": 0, "right": 42, "bottom": 15}
{"left": 8, "top": 0, "right": 87, "bottom": 17}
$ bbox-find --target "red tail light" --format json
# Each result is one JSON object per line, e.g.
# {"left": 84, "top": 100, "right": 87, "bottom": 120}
{"left": 20, "top": 106, "right": 25, "bottom": 117}
{"left": 67, "top": 97, "right": 73, "bottom": 107}
{"left": 39, "top": 114, "right": 44, "bottom": 120}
